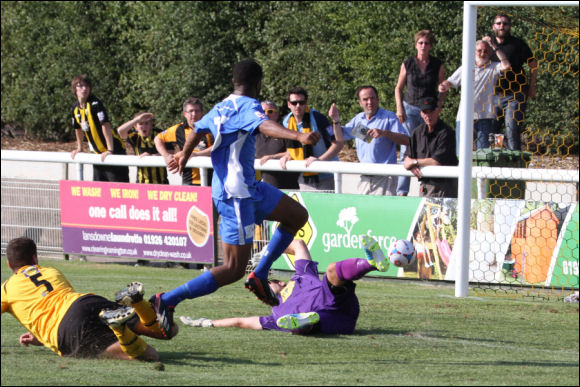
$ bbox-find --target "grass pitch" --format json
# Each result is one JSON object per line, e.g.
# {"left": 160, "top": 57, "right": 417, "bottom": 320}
{"left": 1, "top": 258, "right": 578, "bottom": 386}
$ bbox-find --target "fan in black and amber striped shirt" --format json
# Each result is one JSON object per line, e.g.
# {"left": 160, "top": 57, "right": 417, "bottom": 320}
{"left": 117, "top": 112, "right": 169, "bottom": 185}
{"left": 70, "top": 74, "right": 129, "bottom": 183}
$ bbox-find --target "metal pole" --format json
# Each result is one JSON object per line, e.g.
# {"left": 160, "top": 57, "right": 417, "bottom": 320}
{"left": 200, "top": 168, "right": 208, "bottom": 186}
{"left": 76, "top": 163, "right": 84, "bottom": 181}
{"left": 455, "top": 2, "right": 477, "bottom": 297}
{"left": 334, "top": 173, "right": 342, "bottom": 194}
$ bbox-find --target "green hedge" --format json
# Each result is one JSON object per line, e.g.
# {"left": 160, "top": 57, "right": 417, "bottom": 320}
{"left": 1, "top": 1, "right": 577, "bottom": 153}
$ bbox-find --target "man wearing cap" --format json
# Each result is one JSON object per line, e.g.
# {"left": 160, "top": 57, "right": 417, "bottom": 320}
{"left": 403, "top": 97, "right": 458, "bottom": 197}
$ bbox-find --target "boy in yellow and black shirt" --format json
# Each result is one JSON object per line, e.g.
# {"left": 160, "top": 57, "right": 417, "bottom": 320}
{"left": 117, "top": 112, "right": 169, "bottom": 185}
{"left": 1, "top": 237, "right": 177, "bottom": 361}
{"left": 70, "top": 74, "right": 129, "bottom": 183}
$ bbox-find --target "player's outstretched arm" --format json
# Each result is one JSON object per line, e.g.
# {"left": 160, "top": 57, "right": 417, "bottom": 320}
{"left": 284, "top": 239, "right": 312, "bottom": 262}
{"left": 174, "top": 131, "right": 204, "bottom": 174}
{"left": 259, "top": 120, "right": 321, "bottom": 146}
{"left": 180, "top": 316, "right": 262, "bottom": 330}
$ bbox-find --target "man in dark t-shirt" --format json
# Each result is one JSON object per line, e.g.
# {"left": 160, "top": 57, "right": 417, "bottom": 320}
{"left": 485, "top": 14, "right": 537, "bottom": 150}
{"left": 404, "top": 97, "right": 458, "bottom": 198}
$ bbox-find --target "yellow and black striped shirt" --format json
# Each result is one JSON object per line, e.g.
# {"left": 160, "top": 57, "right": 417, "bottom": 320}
{"left": 127, "top": 127, "right": 169, "bottom": 184}
{"left": 72, "top": 95, "right": 126, "bottom": 155}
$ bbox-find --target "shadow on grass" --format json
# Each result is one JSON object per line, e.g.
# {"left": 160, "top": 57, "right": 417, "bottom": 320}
{"left": 447, "top": 360, "right": 579, "bottom": 368}
{"left": 157, "top": 351, "right": 283, "bottom": 367}
{"left": 354, "top": 328, "right": 526, "bottom": 347}
{"left": 379, "top": 359, "right": 580, "bottom": 368}
{"left": 353, "top": 329, "right": 413, "bottom": 336}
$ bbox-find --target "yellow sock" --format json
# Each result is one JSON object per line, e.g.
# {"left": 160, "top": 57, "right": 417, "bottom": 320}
{"left": 132, "top": 299, "right": 163, "bottom": 336}
{"left": 109, "top": 324, "right": 148, "bottom": 359}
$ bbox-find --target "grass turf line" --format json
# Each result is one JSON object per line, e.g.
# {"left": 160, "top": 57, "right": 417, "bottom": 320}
{"left": 1, "top": 259, "right": 578, "bottom": 386}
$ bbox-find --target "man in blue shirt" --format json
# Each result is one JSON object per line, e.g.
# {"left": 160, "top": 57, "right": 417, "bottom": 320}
{"left": 331, "top": 86, "right": 409, "bottom": 195}
{"left": 152, "top": 60, "right": 321, "bottom": 334}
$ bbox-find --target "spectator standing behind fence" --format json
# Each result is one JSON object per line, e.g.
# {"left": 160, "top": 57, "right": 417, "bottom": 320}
{"left": 116, "top": 112, "right": 169, "bottom": 184}
{"left": 70, "top": 74, "right": 129, "bottom": 183}
{"left": 485, "top": 13, "right": 537, "bottom": 151}
{"left": 330, "top": 86, "right": 409, "bottom": 195}
{"left": 281, "top": 87, "right": 344, "bottom": 192}
{"left": 438, "top": 39, "right": 511, "bottom": 156}
{"left": 395, "top": 30, "right": 446, "bottom": 196}
{"left": 154, "top": 98, "right": 213, "bottom": 185}
{"left": 255, "top": 100, "right": 299, "bottom": 189}
{"left": 403, "top": 97, "right": 458, "bottom": 198}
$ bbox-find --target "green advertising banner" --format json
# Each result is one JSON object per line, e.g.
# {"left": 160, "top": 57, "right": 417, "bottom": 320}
{"left": 270, "top": 192, "right": 578, "bottom": 289}
{"left": 271, "top": 192, "right": 423, "bottom": 277}
{"left": 548, "top": 203, "right": 579, "bottom": 287}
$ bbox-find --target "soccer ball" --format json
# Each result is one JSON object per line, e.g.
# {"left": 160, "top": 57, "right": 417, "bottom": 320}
{"left": 388, "top": 239, "right": 417, "bottom": 267}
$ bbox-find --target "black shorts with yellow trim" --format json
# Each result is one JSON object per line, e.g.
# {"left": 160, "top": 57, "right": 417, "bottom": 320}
{"left": 57, "top": 294, "right": 139, "bottom": 358}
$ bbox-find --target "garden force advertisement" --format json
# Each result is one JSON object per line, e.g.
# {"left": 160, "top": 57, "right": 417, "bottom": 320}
{"left": 59, "top": 181, "right": 214, "bottom": 264}
{"left": 271, "top": 192, "right": 578, "bottom": 289}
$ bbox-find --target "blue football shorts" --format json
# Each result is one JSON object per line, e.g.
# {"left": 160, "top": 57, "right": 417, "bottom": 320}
{"left": 215, "top": 181, "right": 283, "bottom": 245}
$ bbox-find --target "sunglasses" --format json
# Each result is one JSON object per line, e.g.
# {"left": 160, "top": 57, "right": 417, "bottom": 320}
{"left": 289, "top": 100, "right": 307, "bottom": 106}
{"left": 264, "top": 109, "right": 277, "bottom": 115}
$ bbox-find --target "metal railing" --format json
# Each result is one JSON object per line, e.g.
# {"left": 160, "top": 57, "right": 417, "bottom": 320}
{"left": 2, "top": 150, "right": 578, "bottom": 295}
{"left": 1, "top": 179, "right": 63, "bottom": 258}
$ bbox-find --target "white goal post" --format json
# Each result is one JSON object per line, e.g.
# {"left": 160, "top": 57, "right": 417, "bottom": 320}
{"left": 455, "top": 1, "right": 579, "bottom": 297}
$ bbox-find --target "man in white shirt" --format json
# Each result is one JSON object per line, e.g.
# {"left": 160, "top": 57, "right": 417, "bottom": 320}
{"left": 439, "top": 39, "right": 510, "bottom": 155}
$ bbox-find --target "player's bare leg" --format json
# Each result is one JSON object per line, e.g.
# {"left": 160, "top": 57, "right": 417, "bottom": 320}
{"left": 266, "top": 194, "right": 308, "bottom": 233}
{"left": 211, "top": 243, "right": 253, "bottom": 286}
{"left": 100, "top": 341, "right": 159, "bottom": 362}
{"left": 246, "top": 196, "right": 309, "bottom": 305}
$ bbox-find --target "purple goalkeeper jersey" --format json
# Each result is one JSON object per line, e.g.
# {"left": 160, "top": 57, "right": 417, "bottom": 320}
{"left": 259, "top": 259, "right": 360, "bottom": 334}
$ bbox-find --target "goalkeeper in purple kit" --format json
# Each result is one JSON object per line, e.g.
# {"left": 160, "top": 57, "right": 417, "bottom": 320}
{"left": 180, "top": 236, "right": 389, "bottom": 334}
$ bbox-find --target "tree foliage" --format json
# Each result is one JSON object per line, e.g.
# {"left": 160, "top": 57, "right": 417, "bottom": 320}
{"left": 1, "top": 1, "right": 577, "bottom": 153}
